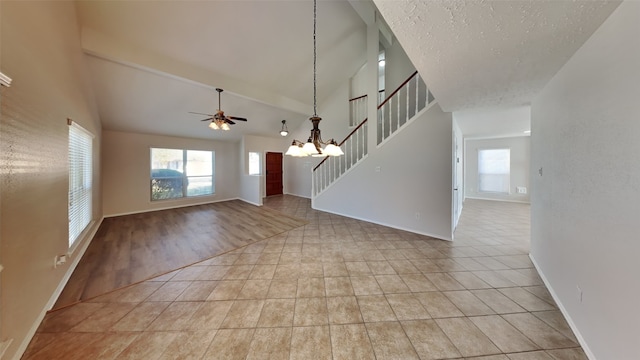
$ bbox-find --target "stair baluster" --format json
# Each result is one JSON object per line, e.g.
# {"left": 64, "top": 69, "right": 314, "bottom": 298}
{"left": 312, "top": 71, "right": 432, "bottom": 197}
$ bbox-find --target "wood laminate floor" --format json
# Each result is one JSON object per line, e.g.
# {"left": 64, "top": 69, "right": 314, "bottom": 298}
{"left": 54, "top": 200, "right": 307, "bottom": 309}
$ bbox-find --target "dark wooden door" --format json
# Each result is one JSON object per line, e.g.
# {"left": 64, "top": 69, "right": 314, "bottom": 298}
{"left": 265, "top": 152, "right": 283, "bottom": 196}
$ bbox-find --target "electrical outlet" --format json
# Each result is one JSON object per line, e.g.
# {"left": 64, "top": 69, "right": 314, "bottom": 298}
{"left": 516, "top": 186, "right": 527, "bottom": 194}
{"left": 54, "top": 254, "right": 67, "bottom": 268}
{"left": 375, "top": 166, "right": 381, "bottom": 172}
{"left": 414, "top": 212, "right": 421, "bottom": 219}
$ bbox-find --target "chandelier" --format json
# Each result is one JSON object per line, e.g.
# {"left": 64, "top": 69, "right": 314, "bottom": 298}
{"left": 285, "top": 0, "right": 343, "bottom": 158}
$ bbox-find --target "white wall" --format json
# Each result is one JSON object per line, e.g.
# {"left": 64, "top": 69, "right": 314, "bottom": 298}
{"left": 350, "top": 62, "right": 368, "bottom": 99}
{"left": 238, "top": 138, "right": 262, "bottom": 206}
{"left": 383, "top": 38, "right": 415, "bottom": 94}
{"left": 314, "top": 103, "right": 453, "bottom": 240}
{"left": 239, "top": 134, "right": 292, "bottom": 205}
{"left": 0, "top": 2, "right": 102, "bottom": 359}
{"left": 452, "top": 120, "right": 464, "bottom": 229}
{"left": 454, "top": 105, "right": 531, "bottom": 138}
{"left": 530, "top": 2, "right": 638, "bottom": 359}
{"left": 464, "top": 136, "right": 531, "bottom": 203}
{"left": 102, "top": 130, "right": 240, "bottom": 216}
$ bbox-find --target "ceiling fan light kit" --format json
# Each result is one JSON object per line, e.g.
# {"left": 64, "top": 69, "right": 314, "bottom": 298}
{"left": 285, "top": 0, "right": 343, "bottom": 158}
{"left": 209, "top": 120, "right": 230, "bottom": 131}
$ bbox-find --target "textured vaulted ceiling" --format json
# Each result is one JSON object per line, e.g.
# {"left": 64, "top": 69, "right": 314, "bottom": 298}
{"left": 373, "top": 0, "right": 620, "bottom": 112}
{"left": 76, "top": 0, "right": 621, "bottom": 140}
{"left": 75, "top": 0, "right": 367, "bottom": 140}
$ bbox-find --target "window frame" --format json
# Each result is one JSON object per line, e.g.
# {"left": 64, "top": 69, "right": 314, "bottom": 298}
{"left": 68, "top": 119, "right": 94, "bottom": 249}
{"left": 150, "top": 148, "right": 215, "bottom": 201}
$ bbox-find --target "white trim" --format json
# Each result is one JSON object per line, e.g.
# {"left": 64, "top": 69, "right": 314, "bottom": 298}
{"left": 104, "top": 197, "right": 239, "bottom": 218}
{"left": 313, "top": 154, "right": 369, "bottom": 198}
{"left": 529, "top": 254, "right": 597, "bottom": 360}
{"left": 376, "top": 101, "right": 437, "bottom": 149}
{"left": 238, "top": 198, "right": 263, "bottom": 207}
{"left": 312, "top": 204, "right": 452, "bottom": 242}
{"left": 0, "top": 339, "right": 13, "bottom": 359}
{"left": 284, "top": 192, "right": 311, "bottom": 200}
{"left": 67, "top": 119, "right": 95, "bottom": 138}
{"left": 68, "top": 220, "right": 96, "bottom": 256}
{"left": 12, "top": 216, "right": 104, "bottom": 360}
{"left": 0, "top": 72, "right": 12, "bottom": 87}
{"left": 464, "top": 196, "right": 530, "bottom": 204}
{"left": 464, "top": 133, "right": 531, "bottom": 141}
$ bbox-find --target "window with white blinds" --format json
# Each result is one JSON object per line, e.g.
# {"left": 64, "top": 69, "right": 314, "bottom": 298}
{"left": 68, "top": 120, "right": 93, "bottom": 248}
{"left": 478, "top": 148, "right": 511, "bottom": 194}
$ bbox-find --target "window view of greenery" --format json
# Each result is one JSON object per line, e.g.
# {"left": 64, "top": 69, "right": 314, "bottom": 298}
{"left": 150, "top": 148, "right": 214, "bottom": 201}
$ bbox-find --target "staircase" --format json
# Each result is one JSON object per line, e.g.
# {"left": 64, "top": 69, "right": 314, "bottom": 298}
{"left": 312, "top": 71, "right": 433, "bottom": 197}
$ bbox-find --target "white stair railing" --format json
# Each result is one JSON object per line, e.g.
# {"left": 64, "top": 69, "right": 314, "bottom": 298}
{"left": 313, "top": 71, "right": 433, "bottom": 197}
{"left": 349, "top": 94, "right": 368, "bottom": 127}
{"left": 313, "top": 119, "right": 368, "bottom": 196}
{"left": 377, "top": 71, "right": 433, "bottom": 144}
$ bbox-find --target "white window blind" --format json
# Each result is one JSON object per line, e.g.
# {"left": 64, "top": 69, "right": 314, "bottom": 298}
{"left": 478, "top": 148, "right": 510, "bottom": 194}
{"left": 248, "top": 152, "right": 260, "bottom": 175}
{"left": 68, "top": 120, "right": 93, "bottom": 247}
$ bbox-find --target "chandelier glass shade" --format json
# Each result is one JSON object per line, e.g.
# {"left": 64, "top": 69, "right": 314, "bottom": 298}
{"left": 280, "top": 120, "right": 289, "bottom": 136}
{"left": 285, "top": 117, "right": 343, "bottom": 157}
{"left": 209, "top": 119, "right": 230, "bottom": 131}
{"left": 285, "top": 0, "right": 343, "bottom": 158}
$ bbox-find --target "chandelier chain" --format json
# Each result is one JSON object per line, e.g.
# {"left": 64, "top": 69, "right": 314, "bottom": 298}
{"left": 284, "top": 0, "right": 342, "bottom": 157}
{"left": 313, "top": 0, "right": 317, "bottom": 117}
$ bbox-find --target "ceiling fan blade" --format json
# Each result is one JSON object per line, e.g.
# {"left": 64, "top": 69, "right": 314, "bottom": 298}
{"left": 189, "top": 111, "right": 214, "bottom": 116}
{"left": 228, "top": 116, "right": 247, "bottom": 121}
{"left": 200, "top": 118, "right": 213, "bottom": 122}
{"left": 225, "top": 119, "right": 236, "bottom": 125}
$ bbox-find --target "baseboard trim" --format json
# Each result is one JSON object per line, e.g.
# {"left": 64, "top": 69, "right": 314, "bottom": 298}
{"left": 312, "top": 205, "right": 452, "bottom": 242}
{"left": 0, "top": 339, "right": 13, "bottom": 359}
{"left": 465, "top": 196, "right": 530, "bottom": 204}
{"left": 238, "top": 198, "right": 262, "bottom": 207}
{"left": 529, "top": 254, "right": 597, "bottom": 360}
{"left": 283, "top": 192, "right": 311, "bottom": 199}
{"left": 104, "top": 197, "right": 240, "bottom": 218}
{"left": 11, "top": 216, "right": 104, "bottom": 360}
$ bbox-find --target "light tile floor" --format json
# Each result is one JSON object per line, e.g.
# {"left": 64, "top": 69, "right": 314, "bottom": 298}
{"left": 23, "top": 196, "right": 586, "bottom": 359}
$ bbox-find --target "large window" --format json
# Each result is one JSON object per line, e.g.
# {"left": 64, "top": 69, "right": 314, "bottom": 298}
{"left": 68, "top": 121, "right": 93, "bottom": 248}
{"left": 478, "top": 148, "right": 510, "bottom": 193}
{"left": 150, "top": 148, "right": 214, "bottom": 200}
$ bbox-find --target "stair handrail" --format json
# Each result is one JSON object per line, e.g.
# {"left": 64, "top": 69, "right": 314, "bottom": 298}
{"left": 313, "top": 70, "right": 420, "bottom": 172}
{"left": 378, "top": 70, "right": 418, "bottom": 108}
{"left": 313, "top": 117, "right": 368, "bottom": 171}
{"left": 349, "top": 94, "right": 368, "bottom": 102}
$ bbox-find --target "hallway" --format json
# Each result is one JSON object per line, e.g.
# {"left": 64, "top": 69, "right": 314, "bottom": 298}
{"left": 23, "top": 196, "right": 584, "bottom": 359}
